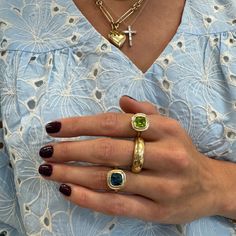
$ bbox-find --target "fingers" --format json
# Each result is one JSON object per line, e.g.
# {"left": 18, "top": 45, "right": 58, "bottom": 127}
{"left": 45, "top": 112, "right": 176, "bottom": 141}
{"left": 39, "top": 138, "right": 180, "bottom": 172}
{"left": 39, "top": 164, "right": 141, "bottom": 193}
{"left": 58, "top": 184, "right": 160, "bottom": 222}
{"left": 39, "top": 164, "right": 111, "bottom": 190}
{"left": 45, "top": 113, "right": 143, "bottom": 138}
{"left": 40, "top": 138, "right": 134, "bottom": 167}
{"left": 119, "top": 96, "right": 158, "bottom": 115}
{"left": 38, "top": 163, "right": 165, "bottom": 201}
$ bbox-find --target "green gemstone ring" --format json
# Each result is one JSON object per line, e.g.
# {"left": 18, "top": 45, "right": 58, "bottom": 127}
{"left": 131, "top": 113, "right": 149, "bottom": 132}
{"left": 107, "top": 169, "right": 126, "bottom": 192}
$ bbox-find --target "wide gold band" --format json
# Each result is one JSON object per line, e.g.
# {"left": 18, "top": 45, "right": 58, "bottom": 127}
{"left": 132, "top": 137, "right": 145, "bottom": 173}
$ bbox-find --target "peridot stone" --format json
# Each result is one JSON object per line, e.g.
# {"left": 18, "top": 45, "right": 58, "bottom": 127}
{"left": 134, "top": 116, "right": 146, "bottom": 128}
{"left": 131, "top": 113, "right": 149, "bottom": 132}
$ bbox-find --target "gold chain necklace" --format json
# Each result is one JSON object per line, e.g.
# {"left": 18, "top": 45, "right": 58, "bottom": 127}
{"left": 104, "top": 0, "right": 149, "bottom": 47}
{"left": 95, "top": 0, "right": 145, "bottom": 48}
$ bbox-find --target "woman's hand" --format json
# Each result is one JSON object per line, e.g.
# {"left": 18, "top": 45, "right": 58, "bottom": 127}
{"left": 38, "top": 96, "right": 228, "bottom": 223}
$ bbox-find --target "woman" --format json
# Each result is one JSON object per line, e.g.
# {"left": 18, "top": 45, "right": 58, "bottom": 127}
{"left": 0, "top": 0, "right": 236, "bottom": 235}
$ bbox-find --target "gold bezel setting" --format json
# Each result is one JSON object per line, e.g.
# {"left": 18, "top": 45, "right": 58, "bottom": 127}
{"left": 131, "top": 113, "right": 149, "bottom": 132}
{"left": 107, "top": 169, "right": 126, "bottom": 191}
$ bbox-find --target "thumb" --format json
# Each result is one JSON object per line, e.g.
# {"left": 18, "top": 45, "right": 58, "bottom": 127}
{"left": 119, "top": 96, "right": 158, "bottom": 115}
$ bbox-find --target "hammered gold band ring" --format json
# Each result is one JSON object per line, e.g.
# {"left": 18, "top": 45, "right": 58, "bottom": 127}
{"left": 132, "top": 137, "right": 145, "bottom": 173}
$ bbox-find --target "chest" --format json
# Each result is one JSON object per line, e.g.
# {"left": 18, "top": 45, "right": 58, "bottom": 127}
{"left": 73, "top": 0, "right": 186, "bottom": 73}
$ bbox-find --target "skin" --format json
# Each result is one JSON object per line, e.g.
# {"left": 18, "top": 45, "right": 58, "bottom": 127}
{"left": 74, "top": 0, "right": 186, "bottom": 73}
{"left": 38, "top": 1, "right": 236, "bottom": 223}
{"left": 40, "top": 96, "right": 236, "bottom": 223}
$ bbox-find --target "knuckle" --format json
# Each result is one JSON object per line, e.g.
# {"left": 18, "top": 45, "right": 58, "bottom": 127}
{"left": 173, "top": 148, "right": 190, "bottom": 170}
{"left": 93, "top": 170, "right": 107, "bottom": 189}
{"left": 157, "top": 181, "right": 182, "bottom": 201}
{"left": 95, "top": 138, "right": 113, "bottom": 164}
{"left": 106, "top": 196, "right": 127, "bottom": 216}
{"left": 56, "top": 142, "right": 71, "bottom": 160}
{"left": 58, "top": 165, "right": 71, "bottom": 180}
{"left": 164, "top": 118, "right": 182, "bottom": 135}
{"left": 151, "top": 206, "right": 170, "bottom": 223}
{"left": 77, "top": 190, "right": 89, "bottom": 207}
{"left": 168, "top": 184, "right": 182, "bottom": 199}
{"left": 100, "top": 113, "right": 118, "bottom": 133}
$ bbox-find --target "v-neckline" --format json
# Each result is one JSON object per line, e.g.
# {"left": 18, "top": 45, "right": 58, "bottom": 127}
{"left": 69, "top": 0, "right": 189, "bottom": 76}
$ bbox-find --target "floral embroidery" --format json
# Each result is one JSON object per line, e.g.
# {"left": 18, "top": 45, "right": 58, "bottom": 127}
{"left": 0, "top": 0, "right": 236, "bottom": 235}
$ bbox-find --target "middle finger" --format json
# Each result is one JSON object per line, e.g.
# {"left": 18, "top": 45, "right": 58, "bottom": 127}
{"left": 40, "top": 138, "right": 133, "bottom": 167}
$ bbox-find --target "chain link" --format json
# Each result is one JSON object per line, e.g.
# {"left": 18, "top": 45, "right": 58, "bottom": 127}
{"left": 95, "top": 0, "right": 144, "bottom": 30}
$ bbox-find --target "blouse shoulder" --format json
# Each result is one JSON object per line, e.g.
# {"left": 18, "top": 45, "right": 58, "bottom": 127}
{"left": 1, "top": 0, "right": 236, "bottom": 53}
{"left": 0, "top": 0, "right": 86, "bottom": 53}
{"left": 179, "top": 0, "right": 236, "bottom": 34}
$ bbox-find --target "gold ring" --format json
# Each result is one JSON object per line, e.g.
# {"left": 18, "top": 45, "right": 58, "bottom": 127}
{"left": 131, "top": 113, "right": 149, "bottom": 133}
{"left": 132, "top": 137, "right": 145, "bottom": 173}
{"left": 107, "top": 169, "right": 126, "bottom": 191}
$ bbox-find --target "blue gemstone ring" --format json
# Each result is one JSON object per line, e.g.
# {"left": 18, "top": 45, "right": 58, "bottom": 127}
{"left": 107, "top": 169, "right": 126, "bottom": 191}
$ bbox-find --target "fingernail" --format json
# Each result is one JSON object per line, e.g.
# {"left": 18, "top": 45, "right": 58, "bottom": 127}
{"left": 59, "top": 184, "right": 71, "bottom": 196}
{"left": 45, "top": 121, "right": 61, "bottom": 133}
{"left": 38, "top": 164, "right": 53, "bottom": 177}
{"left": 123, "top": 95, "right": 137, "bottom": 101}
{"left": 39, "top": 145, "right": 53, "bottom": 158}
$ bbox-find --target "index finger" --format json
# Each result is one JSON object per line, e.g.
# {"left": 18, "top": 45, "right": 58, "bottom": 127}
{"left": 45, "top": 112, "right": 168, "bottom": 141}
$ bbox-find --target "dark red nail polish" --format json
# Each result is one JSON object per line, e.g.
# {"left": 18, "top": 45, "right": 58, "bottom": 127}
{"left": 123, "top": 95, "right": 137, "bottom": 101}
{"left": 59, "top": 184, "right": 71, "bottom": 196}
{"left": 45, "top": 121, "right": 61, "bottom": 133}
{"left": 39, "top": 145, "right": 53, "bottom": 158}
{"left": 38, "top": 164, "right": 52, "bottom": 177}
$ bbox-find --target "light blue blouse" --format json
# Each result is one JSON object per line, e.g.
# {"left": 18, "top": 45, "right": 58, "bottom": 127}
{"left": 0, "top": 0, "right": 236, "bottom": 235}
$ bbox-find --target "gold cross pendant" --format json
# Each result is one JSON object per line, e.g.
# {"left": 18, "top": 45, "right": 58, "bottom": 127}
{"left": 123, "top": 25, "right": 137, "bottom": 47}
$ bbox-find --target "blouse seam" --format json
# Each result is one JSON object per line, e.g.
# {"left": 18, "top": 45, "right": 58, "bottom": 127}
{"left": 177, "top": 29, "right": 236, "bottom": 36}
{"left": 1, "top": 29, "right": 236, "bottom": 54}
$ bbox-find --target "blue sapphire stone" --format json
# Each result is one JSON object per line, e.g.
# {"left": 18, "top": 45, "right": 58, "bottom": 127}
{"left": 111, "top": 173, "right": 123, "bottom": 186}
